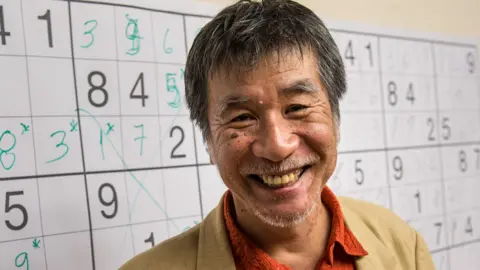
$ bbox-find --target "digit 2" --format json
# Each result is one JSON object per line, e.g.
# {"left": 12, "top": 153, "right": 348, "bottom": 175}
{"left": 170, "top": 126, "right": 186, "bottom": 159}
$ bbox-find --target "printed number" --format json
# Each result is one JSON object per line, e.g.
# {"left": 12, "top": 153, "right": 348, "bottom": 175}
{"left": 465, "top": 216, "right": 474, "bottom": 236}
{"left": 392, "top": 156, "right": 403, "bottom": 180}
{"left": 406, "top": 83, "right": 415, "bottom": 104}
{"left": 5, "top": 191, "right": 28, "bottom": 231}
{"left": 0, "top": 6, "right": 11, "bottom": 45}
{"left": 344, "top": 40, "right": 355, "bottom": 66}
{"left": 467, "top": 52, "right": 475, "bottom": 74}
{"left": 441, "top": 117, "right": 451, "bottom": 140}
{"left": 0, "top": 130, "right": 16, "bottom": 170}
{"left": 387, "top": 81, "right": 397, "bottom": 106}
{"left": 88, "top": 71, "right": 108, "bottom": 107}
{"left": 434, "top": 222, "right": 442, "bottom": 245}
{"left": 81, "top": 19, "right": 98, "bottom": 49}
{"left": 37, "top": 10, "right": 53, "bottom": 48}
{"left": 459, "top": 150, "right": 468, "bottom": 173}
{"left": 130, "top": 72, "right": 148, "bottom": 107}
{"left": 414, "top": 190, "right": 421, "bottom": 213}
{"left": 98, "top": 183, "right": 118, "bottom": 219}
{"left": 365, "top": 42, "right": 373, "bottom": 67}
{"left": 46, "top": 131, "right": 69, "bottom": 163}
{"left": 144, "top": 232, "right": 155, "bottom": 248}
{"left": 354, "top": 159, "right": 364, "bottom": 185}
{"left": 387, "top": 81, "right": 415, "bottom": 106}
{"left": 170, "top": 126, "right": 186, "bottom": 159}
{"left": 427, "top": 117, "right": 436, "bottom": 141}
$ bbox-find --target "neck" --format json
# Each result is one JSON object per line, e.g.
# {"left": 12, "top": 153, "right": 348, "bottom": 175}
{"left": 232, "top": 195, "right": 332, "bottom": 269}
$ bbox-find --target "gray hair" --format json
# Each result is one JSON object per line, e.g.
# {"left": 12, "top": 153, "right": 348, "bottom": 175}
{"left": 185, "top": 0, "right": 346, "bottom": 141}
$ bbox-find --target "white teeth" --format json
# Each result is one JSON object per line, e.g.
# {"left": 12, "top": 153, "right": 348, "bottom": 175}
{"left": 274, "top": 176, "right": 281, "bottom": 185}
{"left": 260, "top": 170, "right": 302, "bottom": 187}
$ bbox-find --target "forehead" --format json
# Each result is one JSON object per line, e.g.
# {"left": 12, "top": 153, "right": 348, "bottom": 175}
{"left": 208, "top": 48, "right": 320, "bottom": 93}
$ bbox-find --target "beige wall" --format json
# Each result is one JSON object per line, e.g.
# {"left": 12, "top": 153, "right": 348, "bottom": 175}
{"left": 198, "top": 0, "right": 480, "bottom": 46}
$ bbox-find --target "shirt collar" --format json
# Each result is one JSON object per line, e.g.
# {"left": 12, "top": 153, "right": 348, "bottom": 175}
{"left": 223, "top": 186, "right": 368, "bottom": 268}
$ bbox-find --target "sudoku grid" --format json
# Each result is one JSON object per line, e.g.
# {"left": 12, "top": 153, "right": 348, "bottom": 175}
{"left": 0, "top": 0, "right": 479, "bottom": 269}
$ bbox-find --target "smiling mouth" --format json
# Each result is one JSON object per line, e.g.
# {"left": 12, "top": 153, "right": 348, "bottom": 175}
{"left": 248, "top": 166, "right": 310, "bottom": 188}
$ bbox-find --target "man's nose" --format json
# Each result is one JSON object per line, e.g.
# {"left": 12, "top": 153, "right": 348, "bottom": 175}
{"left": 251, "top": 116, "right": 300, "bottom": 162}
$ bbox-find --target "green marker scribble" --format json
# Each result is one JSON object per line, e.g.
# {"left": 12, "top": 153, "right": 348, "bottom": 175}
{"left": 70, "top": 119, "right": 78, "bottom": 132}
{"left": 81, "top": 19, "right": 98, "bottom": 49}
{"left": 0, "top": 130, "right": 16, "bottom": 170}
{"left": 32, "top": 238, "right": 41, "bottom": 249}
{"left": 163, "top": 28, "right": 173, "bottom": 54}
{"left": 14, "top": 252, "right": 29, "bottom": 270}
{"left": 134, "top": 124, "right": 147, "bottom": 156}
{"left": 125, "top": 13, "right": 143, "bottom": 56}
{"left": 76, "top": 108, "right": 179, "bottom": 231}
{"left": 20, "top": 123, "right": 29, "bottom": 135}
{"left": 106, "top": 122, "right": 115, "bottom": 135}
{"left": 100, "top": 129, "right": 105, "bottom": 160}
{"left": 166, "top": 73, "right": 181, "bottom": 108}
{"left": 180, "top": 68, "right": 184, "bottom": 80}
{"left": 46, "top": 130, "right": 69, "bottom": 163}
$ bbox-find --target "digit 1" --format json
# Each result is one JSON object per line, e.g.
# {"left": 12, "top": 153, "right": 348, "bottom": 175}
{"left": 144, "top": 232, "right": 155, "bottom": 248}
{"left": 38, "top": 10, "right": 53, "bottom": 48}
{"left": 414, "top": 190, "right": 421, "bottom": 213}
{"left": 474, "top": 148, "right": 479, "bottom": 170}
{"left": 365, "top": 42, "right": 373, "bottom": 67}
{"left": 0, "top": 6, "right": 12, "bottom": 45}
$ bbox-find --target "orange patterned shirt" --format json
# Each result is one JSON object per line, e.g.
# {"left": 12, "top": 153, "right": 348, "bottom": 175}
{"left": 223, "top": 186, "right": 368, "bottom": 270}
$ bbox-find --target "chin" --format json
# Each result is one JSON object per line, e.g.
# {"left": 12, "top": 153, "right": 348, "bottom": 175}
{"left": 251, "top": 196, "right": 320, "bottom": 228}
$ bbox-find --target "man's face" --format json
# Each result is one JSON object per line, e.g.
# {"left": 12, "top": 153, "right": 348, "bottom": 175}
{"left": 207, "top": 49, "right": 338, "bottom": 227}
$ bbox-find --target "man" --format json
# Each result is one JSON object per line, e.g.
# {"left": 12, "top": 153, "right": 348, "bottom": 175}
{"left": 121, "top": 0, "right": 435, "bottom": 269}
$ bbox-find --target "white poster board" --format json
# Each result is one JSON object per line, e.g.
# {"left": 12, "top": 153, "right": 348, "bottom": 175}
{"left": 0, "top": 0, "right": 478, "bottom": 269}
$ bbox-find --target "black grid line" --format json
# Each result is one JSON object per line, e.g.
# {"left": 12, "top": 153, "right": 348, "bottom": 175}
{"left": 182, "top": 14, "right": 205, "bottom": 220}
{"left": 18, "top": 0, "right": 48, "bottom": 268}
{"left": 376, "top": 35, "right": 395, "bottom": 211}
{"left": 67, "top": 1, "right": 96, "bottom": 269}
{"left": 431, "top": 41, "right": 453, "bottom": 270}
{"left": 1, "top": 1, "right": 479, "bottom": 269}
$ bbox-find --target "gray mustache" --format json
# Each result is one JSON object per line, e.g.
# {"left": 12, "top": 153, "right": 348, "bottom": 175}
{"left": 239, "top": 154, "right": 321, "bottom": 175}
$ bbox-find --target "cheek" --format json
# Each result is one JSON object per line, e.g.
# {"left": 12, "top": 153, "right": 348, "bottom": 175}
{"left": 301, "top": 123, "right": 338, "bottom": 171}
{"left": 216, "top": 132, "right": 253, "bottom": 171}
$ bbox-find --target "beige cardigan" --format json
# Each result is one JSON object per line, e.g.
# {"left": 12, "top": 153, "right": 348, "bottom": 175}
{"left": 120, "top": 195, "right": 435, "bottom": 270}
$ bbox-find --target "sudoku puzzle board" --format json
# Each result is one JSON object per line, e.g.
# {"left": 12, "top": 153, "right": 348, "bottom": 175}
{"left": 0, "top": 0, "right": 478, "bottom": 269}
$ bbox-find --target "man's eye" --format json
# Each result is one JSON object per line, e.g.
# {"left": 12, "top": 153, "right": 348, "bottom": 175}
{"left": 231, "top": 114, "right": 254, "bottom": 122}
{"left": 285, "top": 104, "right": 308, "bottom": 114}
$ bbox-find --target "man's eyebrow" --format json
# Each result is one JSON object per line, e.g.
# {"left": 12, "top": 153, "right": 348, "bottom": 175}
{"left": 279, "top": 78, "right": 320, "bottom": 96}
{"left": 216, "top": 95, "right": 251, "bottom": 116}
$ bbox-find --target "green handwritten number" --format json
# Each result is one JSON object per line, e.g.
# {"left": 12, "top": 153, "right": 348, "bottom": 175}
{"left": 125, "top": 13, "right": 142, "bottom": 55}
{"left": 166, "top": 73, "right": 181, "bottom": 108}
{"left": 47, "top": 130, "right": 69, "bottom": 163}
{"left": 81, "top": 19, "right": 98, "bottom": 49}
{"left": 100, "top": 129, "right": 105, "bottom": 160}
{"left": 134, "top": 124, "right": 147, "bottom": 156}
{"left": 163, "top": 28, "right": 172, "bottom": 54}
{"left": 15, "top": 252, "right": 29, "bottom": 270}
{"left": 0, "top": 130, "right": 16, "bottom": 170}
